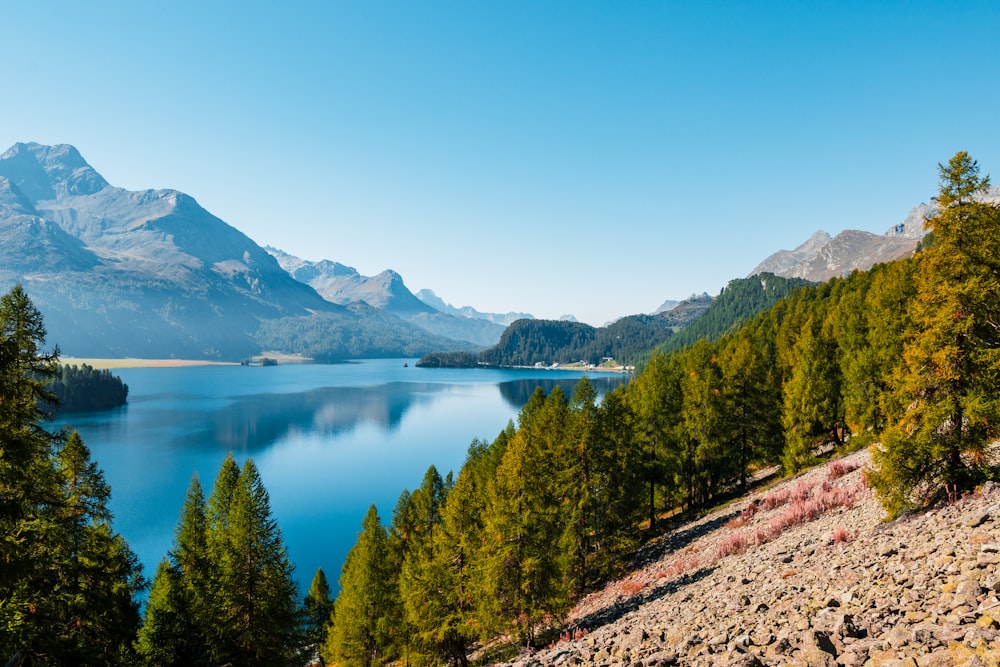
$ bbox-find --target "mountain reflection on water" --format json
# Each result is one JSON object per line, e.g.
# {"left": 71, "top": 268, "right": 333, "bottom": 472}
{"left": 184, "top": 377, "right": 628, "bottom": 453}
{"left": 207, "top": 382, "right": 444, "bottom": 452}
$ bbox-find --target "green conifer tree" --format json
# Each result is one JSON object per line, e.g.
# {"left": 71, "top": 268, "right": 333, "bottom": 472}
{"left": 0, "top": 286, "right": 144, "bottom": 664}
{"left": 212, "top": 458, "right": 305, "bottom": 665}
{"left": 870, "top": 152, "right": 1000, "bottom": 515}
{"left": 137, "top": 474, "right": 214, "bottom": 666}
{"left": 324, "top": 504, "right": 396, "bottom": 667}
{"left": 304, "top": 568, "right": 334, "bottom": 659}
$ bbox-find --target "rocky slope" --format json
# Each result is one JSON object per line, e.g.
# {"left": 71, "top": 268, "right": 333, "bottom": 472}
{"left": 501, "top": 448, "right": 1000, "bottom": 667}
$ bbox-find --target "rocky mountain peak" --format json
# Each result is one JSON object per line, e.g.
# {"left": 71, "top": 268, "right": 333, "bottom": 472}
{"left": 0, "top": 142, "right": 109, "bottom": 201}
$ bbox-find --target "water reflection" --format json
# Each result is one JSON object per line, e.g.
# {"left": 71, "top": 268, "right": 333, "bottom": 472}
{"left": 208, "top": 382, "right": 446, "bottom": 452}
{"left": 497, "top": 375, "right": 628, "bottom": 410}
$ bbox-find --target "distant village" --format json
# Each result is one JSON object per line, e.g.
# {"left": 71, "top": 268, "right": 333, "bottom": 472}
{"left": 533, "top": 357, "right": 635, "bottom": 373}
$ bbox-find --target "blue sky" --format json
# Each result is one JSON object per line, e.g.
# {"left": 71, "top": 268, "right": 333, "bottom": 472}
{"left": 2, "top": 1, "right": 999, "bottom": 325}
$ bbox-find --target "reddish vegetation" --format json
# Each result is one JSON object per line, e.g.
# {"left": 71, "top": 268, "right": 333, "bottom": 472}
{"left": 827, "top": 458, "right": 860, "bottom": 480}
{"left": 831, "top": 525, "right": 852, "bottom": 544}
{"left": 712, "top": 477, "right": 867, "bottom": 562}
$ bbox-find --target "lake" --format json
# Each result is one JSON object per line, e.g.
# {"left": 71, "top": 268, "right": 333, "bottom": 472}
{"left": 52, "top": 359, "right": 627, "bottom": 596}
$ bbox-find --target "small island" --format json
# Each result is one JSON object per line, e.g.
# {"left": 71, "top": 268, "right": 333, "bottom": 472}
{"left": 48, "top": 363, "right": 129, "bottom": 413}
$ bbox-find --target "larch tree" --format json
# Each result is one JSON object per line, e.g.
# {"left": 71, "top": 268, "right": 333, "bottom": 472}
{"left": 324, "top": 504, "right": 397, "bottom": 667}
{"left": 870, "top": 152, "right": 1000, "bottom": 516}
{"left": 626, "top": 352, "right": 682, "bottom": 525}
{"left": 718, "top": 327, "right": 783, "bottom": 490}
{"left": 212, "top": 458, "right": 305, "bottom": 665}
{"left": 304, "top": 568, "right": 334, "bottom": 657}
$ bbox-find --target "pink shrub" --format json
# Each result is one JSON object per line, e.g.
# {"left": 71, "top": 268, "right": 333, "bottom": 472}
{"left": 762, "top": 487, "right": 791, "bottom": 511}
{"left": 715, "top": 531, "right": 749, "bottom": 559}
{"left": 831, "top": 525, "right": 852, "bottom": 544}
{"left": 827, "top": 458, "right": 860, "bottom": 480}
{"left": 791, "top": 479, "right": 815, "bottom": 503}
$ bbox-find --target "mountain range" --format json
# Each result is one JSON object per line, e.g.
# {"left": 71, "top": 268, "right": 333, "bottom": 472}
{"left": 0, "top": 141, "right": 967, "bottom": 361}
{"left": 0, "top": 143, "right": 487, "bottom": 359}
{"left": 265, "top": 247, "right": 508, "bottom": 348}
{"left": 749, "top": 187, "right": 1000, "bottom": 282}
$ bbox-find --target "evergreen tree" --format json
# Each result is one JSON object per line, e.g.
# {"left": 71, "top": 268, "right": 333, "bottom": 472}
{"left": 213, "top": 458, "right": 305, "bottom": 665}
{"left": 718, "top": 327, "right": 784, "bottom": 489}
{"left": 626, "top": 352, "right": 682, "bottom": 524}
{"left": 141, "top": 456, "right": 305, "bottom": 665}
{"left": 870, "top": 152, "right": 1000, "bottom": 515}
{"left": 0, "top": 285, "right": 144, "bottom": 664}
{"left": 304, "top": 568, "right": 334, "bottom": 660}
{"left": 324, "top": 505, "right": 396, "bottom": 667}
{"left": 136, "top": 559, "right": 191, "bottom": 665}
{"left": 46, "top": 431, "right": 144, "bottom": 664}
{"left": 138, "top": 474, "right": 214, "bottom": 665}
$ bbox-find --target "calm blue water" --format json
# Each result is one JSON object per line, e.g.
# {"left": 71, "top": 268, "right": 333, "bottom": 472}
{"left": 52, "top": 359, "right": 627, "bottom": 596}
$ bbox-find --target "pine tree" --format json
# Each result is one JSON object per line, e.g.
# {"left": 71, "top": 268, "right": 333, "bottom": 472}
{"left": 324, "top": 504, "right": 396, "bottom": 667}
{"left": 0, "top": 286, "right": 144, "bottom": 663}
{"left": 870, "top": 152, "right": 1000, "bottom": 515}
{"left": 304, "top": 568, "right": 334, "bottom": 658}
{"left": 212, "top": 458, "right": 305, "bottom": 665}
{"left": 137, "top": 474, "right": 214, "bottom": 665}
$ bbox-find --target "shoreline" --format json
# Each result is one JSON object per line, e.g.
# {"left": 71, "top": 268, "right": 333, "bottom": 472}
{"left": 59, "top": 352, "right": 314, "bottom": 370}
{"left": 60, "top": 358, "right": 240, "bottom": 370}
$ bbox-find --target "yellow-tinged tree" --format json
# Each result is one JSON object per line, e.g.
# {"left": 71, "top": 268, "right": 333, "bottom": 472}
{"left": 870, "top": 152, "right": 1000, "bottom": 516}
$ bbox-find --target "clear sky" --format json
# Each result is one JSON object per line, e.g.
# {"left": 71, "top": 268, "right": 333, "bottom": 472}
{"left": 2, "top": 1, "right": 999, "bottom": 326}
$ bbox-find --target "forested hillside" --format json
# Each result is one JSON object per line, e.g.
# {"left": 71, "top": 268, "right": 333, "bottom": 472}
{"left": 477, "top": 315, "right": 678, "bottom": 367}
{"left": 659, "top": 273, "right": 811, "bottom": 352}
{"left": 467, "top": 274, "right": 806, "bottom": 369}
{"left": 324, "top": 153, "right": 1000, "bottom": 666}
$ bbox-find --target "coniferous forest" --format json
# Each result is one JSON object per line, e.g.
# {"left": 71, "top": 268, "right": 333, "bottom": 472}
{"left": 47, "top": 364, "right": 129, "bottom": 413}
{"left": 0, "top": 153, "right": 998, "bottom": 665}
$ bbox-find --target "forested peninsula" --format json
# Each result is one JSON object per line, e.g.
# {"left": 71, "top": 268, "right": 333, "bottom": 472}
{"left": 1, "top": 153, "right": 998, "bottom": 666}
{"left": 47, "top": 363, "right": 129, "bottom": 413}
{"left": 417, "top": 274, "right": 809, "bottom": 370}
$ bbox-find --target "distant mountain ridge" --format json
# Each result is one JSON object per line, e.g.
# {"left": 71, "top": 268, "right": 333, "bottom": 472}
{"left": 0, "top": 142, "right": 470, "bottom": 360}
{"left": 266, "top": 248, "right": 508, "bottom": 347}
{"left": 749, "top": 187, "right": 1000, "bottom": 282}
{"left": 415, "top": 289, "right": 532, "bottom": 327}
